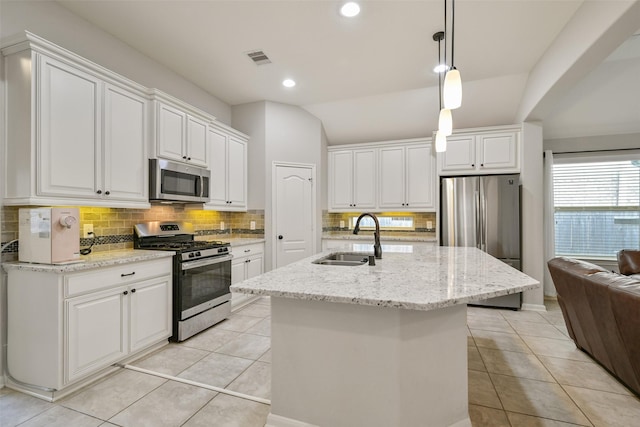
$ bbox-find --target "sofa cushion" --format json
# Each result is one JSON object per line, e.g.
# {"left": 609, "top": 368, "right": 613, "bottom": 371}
{"left": 618, "top": 249, "right": 640, "bottom": 275}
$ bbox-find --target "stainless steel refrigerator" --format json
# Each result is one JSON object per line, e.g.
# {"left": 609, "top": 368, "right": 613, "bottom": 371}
{"left": 440, "top": 174, "right": 522, "bottom": 309}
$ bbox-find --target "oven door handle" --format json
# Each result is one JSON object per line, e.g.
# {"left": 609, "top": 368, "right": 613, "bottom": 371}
{"left": 181, "top": 254, "right": 233, "bottom": 271}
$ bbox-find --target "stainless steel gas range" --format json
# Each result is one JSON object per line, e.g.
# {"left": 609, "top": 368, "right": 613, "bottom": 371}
{"left": 133, "top": 222, "right": 232, "bottom": 342}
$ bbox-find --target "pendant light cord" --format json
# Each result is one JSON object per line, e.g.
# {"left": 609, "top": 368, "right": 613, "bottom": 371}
{"left": 451, "top": 0, "right": 455, "bottom": 68}
{"left": 444, "top": 0, "right": 447, "bottom": 70}
{"left": 438, "top": 37, "right": 442, "bottom": 109}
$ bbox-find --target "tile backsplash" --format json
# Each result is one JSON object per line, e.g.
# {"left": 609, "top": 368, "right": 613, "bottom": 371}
{"left": 1, "top": 205, "right": 264, "bottom": 253}
{"left": 322, "top": 211, "right": 436, "bottom": 232}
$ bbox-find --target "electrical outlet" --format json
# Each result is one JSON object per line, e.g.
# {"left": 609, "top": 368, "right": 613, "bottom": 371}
{"left": 83, "top": 224, "right": 94, "bottom": 238}
{"left": 250, "top": 221, "right": 256, "bottom": 230}
{"left": 220, "top": 221, "right": 225, "bottom": 230}
{"left": 339, "top": 220, "right": 345, "bottom": 228}
{"left": 427, "top": 221, "right": 433, "bottom": 230}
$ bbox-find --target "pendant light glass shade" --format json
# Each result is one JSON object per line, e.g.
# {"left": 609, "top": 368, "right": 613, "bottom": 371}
{"left": 435, "top": 131, "right": 447, "bottom": 153}
{"left": 438, "top": 108, "right": 452, "bottom": 136}
{"left": 443, "top": 68, "right": 462, "bottom": 109}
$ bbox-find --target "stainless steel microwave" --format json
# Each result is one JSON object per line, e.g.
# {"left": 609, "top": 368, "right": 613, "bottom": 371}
{"left": 149, "top": 159, "right": 210, "bottom": 203}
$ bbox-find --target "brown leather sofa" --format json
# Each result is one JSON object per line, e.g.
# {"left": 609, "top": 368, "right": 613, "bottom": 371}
{"left": 547, "top": 256, "right": 640, "bottom": 396}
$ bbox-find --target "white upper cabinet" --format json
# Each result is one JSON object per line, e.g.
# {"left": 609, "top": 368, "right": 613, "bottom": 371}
{"left": 406, "top": 144, "right": 435, "bottom": 209}
{"left": 2, "top": 32, "right": 150, "bottom": 208}
{"left": 329, "top": 139, "right": 435, "bottom": 212}
{"left": 329, "top": 149, "right": 376, "bottom": 211}
{"left": 151, "top": 90, "right": 212, "bottom": 168}
{"left": 37, "top": 55, "right": 101, "bottom": 199}
{"left": 203, "top": 122, "right": 249, "bottom": 211}
{"left": 379, "top": 143, "right": 435, "bottom": 210}
{"left": 103, "top": 84, "right": 148, "bottom": 202}
{"left": 439, "top": 127, "right": 520, "bottom": 175}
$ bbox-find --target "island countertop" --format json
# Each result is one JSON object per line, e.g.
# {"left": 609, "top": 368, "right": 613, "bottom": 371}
{"left": 231, "top": 245, "right": 539, "bottom": 311}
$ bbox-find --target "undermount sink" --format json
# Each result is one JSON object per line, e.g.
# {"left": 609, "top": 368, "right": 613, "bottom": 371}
{"left": 312, "top": 252, "right": 370, "bottom": 266}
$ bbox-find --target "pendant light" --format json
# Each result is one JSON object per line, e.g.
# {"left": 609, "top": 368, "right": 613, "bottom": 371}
{"left": 435, "top": 131, "right": 447, "bottom": 153}
{"left": 443, "top": 0, "right": 462, "bottom": 109}
{"left": 439, "top": 108, "right": 452, "bottom": 136}
{"left": 433, "top": 31, "right": 450, "bottom": 149}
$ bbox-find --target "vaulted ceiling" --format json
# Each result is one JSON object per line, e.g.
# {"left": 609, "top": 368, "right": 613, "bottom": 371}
{"left": 56, "top": 0, "right": 639, "bottom": 144}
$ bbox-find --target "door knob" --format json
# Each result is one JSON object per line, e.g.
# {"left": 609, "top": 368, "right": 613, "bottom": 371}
{"left": 278, "top": 235, "right": 283, "bottom": 240}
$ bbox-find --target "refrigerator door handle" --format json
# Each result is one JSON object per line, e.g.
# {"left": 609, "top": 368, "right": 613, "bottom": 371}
{"left": 480, "top": 183, "right": 487, "bottom": 252}
{"left": 475, "top": 189, "right": 481, "bottom": 249}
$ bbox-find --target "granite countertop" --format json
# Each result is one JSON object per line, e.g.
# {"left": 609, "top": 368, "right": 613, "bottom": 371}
{"left": 2, "top": 249, "right": 175, "bottom": 273}
{"left": 322, "top": 232, "right": 437, "bottom": 242}
{"left": 231, "top": 245, "right": 539, "bottom": 311}
{"left": 195, "top": 235, "right": 265, "bottom": 246}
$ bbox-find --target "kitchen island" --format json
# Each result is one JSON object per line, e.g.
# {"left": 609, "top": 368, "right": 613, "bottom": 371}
{"left": 231, "top": 244, "right": 539, "bottom": 427}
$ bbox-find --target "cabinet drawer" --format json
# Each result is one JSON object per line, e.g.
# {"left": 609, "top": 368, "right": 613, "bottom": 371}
{"left": 65, "top": 258, "right": 172, "bottom": 297}
{"left": 234, "top": 243, "right": 264, "bottom": 258}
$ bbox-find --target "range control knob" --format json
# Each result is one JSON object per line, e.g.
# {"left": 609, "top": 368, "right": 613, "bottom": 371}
{"left": 189, "top": 253, "right": 195, "bottom": 258}
{"left": 195, "top": 251, "right": 201, "bottom": 257}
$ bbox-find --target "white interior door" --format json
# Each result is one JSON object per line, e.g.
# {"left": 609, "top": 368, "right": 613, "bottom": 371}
{"left": 274, "top": 164, "right": 315, "bottom": 269}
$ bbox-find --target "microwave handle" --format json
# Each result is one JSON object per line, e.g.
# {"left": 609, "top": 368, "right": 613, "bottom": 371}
{"left": 195, "top": 176, "right": 202, "bottom": 198}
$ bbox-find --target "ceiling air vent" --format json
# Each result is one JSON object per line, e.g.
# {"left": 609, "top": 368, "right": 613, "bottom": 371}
{"left": 246, "top": 50, "right": 271, "bottom": 66}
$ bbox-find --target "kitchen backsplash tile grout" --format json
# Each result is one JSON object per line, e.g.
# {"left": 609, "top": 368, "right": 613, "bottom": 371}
{"left": 2, "top": 207, "right": 436, "bottom": 253}
{"left": 1, "top": 206, "right": 266, "bottom": 253}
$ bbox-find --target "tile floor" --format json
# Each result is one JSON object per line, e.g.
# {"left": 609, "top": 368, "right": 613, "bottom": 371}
{"left": 2, "top": 297, "right": 640, "bottom": 426}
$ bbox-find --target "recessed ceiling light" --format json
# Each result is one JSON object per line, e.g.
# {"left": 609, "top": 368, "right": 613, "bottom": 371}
{"left": 282, "top": 79, "right": 296, "bottom": 88}
{"left": 340, "top": 2, "right": 360, "bottom": 17}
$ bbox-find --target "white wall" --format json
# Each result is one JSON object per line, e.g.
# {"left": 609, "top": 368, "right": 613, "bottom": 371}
{"left": 233, "top": 101, "right": 323, "bottom": 272}
{"left": 264, "top": 103, "right": 323, "bottom": 272}
{"left": 0, "top": 0, "right": 231, "bottom": 124}
{"left": 544, "top": 132, "right": 640, "bottom": 153}
{"left": 231, "top": 102, "right": 267, "bottom": 210}
{"left": 521, "top": 122, "right": 546, "bottom": 311}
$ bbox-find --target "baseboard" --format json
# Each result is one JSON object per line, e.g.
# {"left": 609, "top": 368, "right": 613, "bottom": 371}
{"left": 231, "top": 295, "right": 259, "bottom": 312}
{"left": 521, "top": 303, "right": 547, "bottom": 312}
{"left": 265, "top": 413, "right": 319, "bottom": 427}
{"left": 266, "top": 413, "right": 470, "bottom": 427}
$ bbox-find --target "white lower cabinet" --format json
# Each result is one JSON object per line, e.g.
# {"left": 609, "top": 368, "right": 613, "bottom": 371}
{"left": 231, "top": 242, "right": 265, "bottom": 309}
{"left": 6, "top": 257, "right": 172, "bottom": 399}
{"left": 66, "top": 287, "right": 128, "bottom": 384}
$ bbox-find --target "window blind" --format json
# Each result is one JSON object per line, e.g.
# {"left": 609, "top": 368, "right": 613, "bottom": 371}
{"left": 553, "top": 157, "right": 640, "bottom": 259}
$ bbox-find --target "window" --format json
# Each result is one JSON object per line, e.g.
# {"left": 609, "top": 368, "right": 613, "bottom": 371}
{"left": 350, "top": 216, "right": 414, "bottom": 231}
{"left": 553, "top": 154, "right": 640, "bottom": 259}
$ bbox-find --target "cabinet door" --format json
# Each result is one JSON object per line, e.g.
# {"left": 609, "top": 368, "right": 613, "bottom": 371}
{"left": 379, "top": 146, "right": 406, "bottom": 209}
{"left": 246, "top": 255, "right": 264, "bottom": 280}
{"left": 207, "top": 128, "right": 228, "bottom": 207}
{"left": 329, "top": 151, "right": 354, "bottom": 210}
{"left": 157, "top": 102, "right": 186, "bottom": 162}
{"left": 439, "top": 135, "right": 476, "bottom": 173}
{"left": 129, "top": 276, "right": 172, "bottom": 353}
{"left": 227, "top": 137, "right": 247, "bottom": 209}
{"left": 232, "top": 258, "right": 248, "bottom": 285}
{"left": 38, "top": 55, "right": 100, "bottom": 198}
{"left": 103, "top": 84, "right": 148, "bottom": 201}
{"left": 186, "top": 115, "right": 208, "bottom": 167}
{"left": 65, "top": 287, "right": 127, "bottom": 384}
{"left": 353, "top": 149, "right": 377, "bottom": 209}
{"left": 405, "top": 144, "right": 435, "bottom": 209}
{"left": 478, "top": 132, "right": 518, "bottom": 171}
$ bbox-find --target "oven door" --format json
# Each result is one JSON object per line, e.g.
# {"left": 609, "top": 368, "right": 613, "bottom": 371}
{"left": 179, "top": 254, "right": 232, "bottom": 319}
